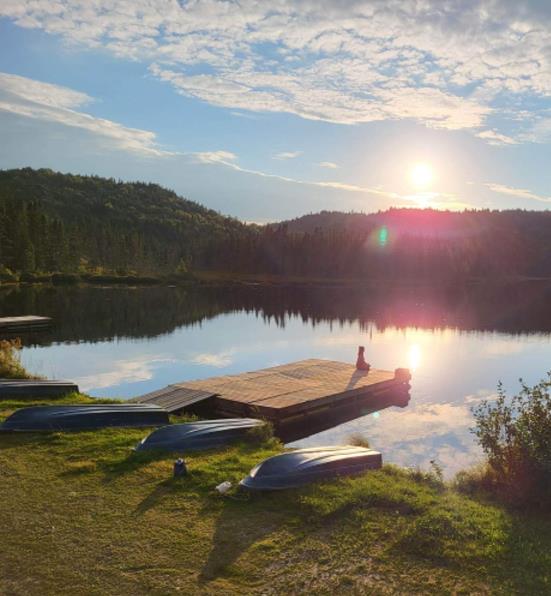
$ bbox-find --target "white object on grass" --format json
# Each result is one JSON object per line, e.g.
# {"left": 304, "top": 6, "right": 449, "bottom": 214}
{"left": 215, "top": 481, "right": 232, "bottom": 494}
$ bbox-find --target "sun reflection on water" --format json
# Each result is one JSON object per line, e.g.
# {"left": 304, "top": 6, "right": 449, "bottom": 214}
{"left": 408, "top": 343, "right": 422, "bottom": 371}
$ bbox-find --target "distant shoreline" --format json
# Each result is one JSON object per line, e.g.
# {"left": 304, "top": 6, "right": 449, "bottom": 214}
{"left": 2, "top": 271, "right": 551, "bottom": 290}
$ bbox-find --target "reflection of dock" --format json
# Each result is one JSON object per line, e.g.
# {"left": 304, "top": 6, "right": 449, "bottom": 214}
{"left": 0, "top": 316, "right": 51, "bottom": 333}
{"left": 134, "top": 359, "right": 411, "bottom": 430}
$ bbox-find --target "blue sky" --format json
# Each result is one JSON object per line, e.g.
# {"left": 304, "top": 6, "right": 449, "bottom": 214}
{"left": 1, "top": 1, "right": 550, "bottom": 221}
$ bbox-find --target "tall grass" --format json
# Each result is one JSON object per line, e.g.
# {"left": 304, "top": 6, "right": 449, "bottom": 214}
{"left": 0, "top": 339, "right": 34, "bottom": 379}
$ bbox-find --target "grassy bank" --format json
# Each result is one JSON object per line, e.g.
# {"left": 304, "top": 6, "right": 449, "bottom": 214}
{"left": 5, "top": 269, "right": 551, "bottom": 289}
{"left": 1, "top": 395, "right": 550, "bottom": 594}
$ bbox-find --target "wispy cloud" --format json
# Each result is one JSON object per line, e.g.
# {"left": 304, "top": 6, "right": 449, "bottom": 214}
{"left": 273, "top": 151, "right": 302, "bottom": 160}
{"left": 475, "top": 129, "right": 518, "bottom": 146}
{"left": 317, "top": 161, "right": 339, "bottom": 169}
{"left": 192, "top": 150, "right": 238, "bottom": 164}
{"left": 0, "top": 72, "right": 171, "bottom": 156}
{"left": 484, "top": 182, "right": 551, "bottom": 204}
{"left": 4, "top": 1, "right": 551, "bottom": 138}
{"left": 187, "top": 149, "right": 401, "bottom": 201}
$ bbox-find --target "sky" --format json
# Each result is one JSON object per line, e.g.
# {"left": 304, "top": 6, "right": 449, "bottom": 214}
{"left": 0, "top": 1, "right": 550, "bottom": 222}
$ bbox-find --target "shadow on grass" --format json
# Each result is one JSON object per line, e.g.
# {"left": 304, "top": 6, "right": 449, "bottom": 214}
{"left": 199, "top": 494, "right": 285, "bottom": 583}
{"left": 100, "top": 449, "right": 172, "bottom": 482}
{"left": 488, "top": 511, "right": 551, "bottom": 594}
{"left": 133, "top": 479, "right": 174, "bottom": 515}
{"left": 0, "top": 430, "right": 63, "bottom": 450}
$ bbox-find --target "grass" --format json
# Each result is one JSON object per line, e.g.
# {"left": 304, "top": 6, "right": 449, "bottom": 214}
{"left": 0, "top": 338, "right": 38, "bottom": 379}
{"left": 1, "top": 394, "right": 550, "bottom": 595}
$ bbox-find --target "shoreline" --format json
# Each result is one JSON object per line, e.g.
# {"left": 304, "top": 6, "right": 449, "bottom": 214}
{"left": 2, "top": 271, "right": 551, "bottom": 290}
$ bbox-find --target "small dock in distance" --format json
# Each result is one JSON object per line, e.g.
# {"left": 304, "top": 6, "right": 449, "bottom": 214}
{"left": 134, "top": 359, "right": 411, "bottom": 430}
{"left": 0, "top": 380, "right": 79, "bottom": 398}
{"left": 0, "top": 316, "right": 52, "bottom": 333}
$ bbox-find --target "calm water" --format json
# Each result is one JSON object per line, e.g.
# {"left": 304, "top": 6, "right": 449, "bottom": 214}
{"left": 3, "top": 282, "right": 551, "bottom": 476}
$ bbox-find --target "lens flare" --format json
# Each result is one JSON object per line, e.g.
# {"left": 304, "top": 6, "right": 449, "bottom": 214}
{"left": 378, "top": 226, "right": 388, "bottom": 247}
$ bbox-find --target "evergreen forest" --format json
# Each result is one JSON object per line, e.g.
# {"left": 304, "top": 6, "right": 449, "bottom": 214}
{"left": 2, "top": 167, "right": 551, "bottom": 281}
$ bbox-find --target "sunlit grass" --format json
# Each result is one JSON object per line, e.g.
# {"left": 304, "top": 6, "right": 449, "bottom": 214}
{"left": 1, "top": 394, "right": 550, "bottom": 594}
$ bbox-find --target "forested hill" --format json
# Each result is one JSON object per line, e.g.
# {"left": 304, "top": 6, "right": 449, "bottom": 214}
{"left": 281, "top": 208, "right": 551, "bottom": 240}
{"left": 272, "top": 208, "right": 551, "bottom": 278}
{"left": 0, "top": 168, "right": 247, "bottom": 274}
{"left": 2, "top": 167, "right": 551, "bottom": 281}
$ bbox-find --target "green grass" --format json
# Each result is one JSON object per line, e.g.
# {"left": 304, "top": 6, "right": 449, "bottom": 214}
{"left": 0, "top": 338, "right": 38, "bottom": 379}
{"left": 1, "top": 394, "right": 550, "bottom": 595}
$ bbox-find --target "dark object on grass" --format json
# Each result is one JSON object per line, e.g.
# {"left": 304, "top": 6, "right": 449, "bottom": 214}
{"left": 136, "top": 418, "right": 264, "bottom": 452}
{"left": 240, "top": 445, "right": 382, "bottom": 491}
{"left": 173, "top": 458, "right": 187, "bottom": 477}
{"left": 0, "top": 380, "right": 79, "bottom": 398}
{"left": 0, "top": 404, "right": 169, "bottom": 432}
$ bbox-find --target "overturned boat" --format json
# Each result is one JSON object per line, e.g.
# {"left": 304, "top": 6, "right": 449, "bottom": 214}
{"left": 240, "top": 445, "right": 382, "bottom": 491}
{"left": 0, "top": 404, "right": 169, "bottom": 432}
{"left": 136, "top": 418, "right": 264, "bottom": 452}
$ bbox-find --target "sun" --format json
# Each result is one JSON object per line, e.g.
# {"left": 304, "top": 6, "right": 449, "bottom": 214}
{"left": 410, "top": 162, "right": 434, "bottom": 189}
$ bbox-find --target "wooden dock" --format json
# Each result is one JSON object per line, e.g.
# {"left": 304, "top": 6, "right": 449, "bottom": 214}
{"left": 0, "top": 379, "right": 79, "bottom": 398}
{"left": 0, "top": 316, "right": 52, "bottom": 332}
{"left": 134, "top": 359, "right": 411, "bottom": 426}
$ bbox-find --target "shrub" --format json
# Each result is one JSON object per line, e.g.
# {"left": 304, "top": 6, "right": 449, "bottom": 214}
{"left": 246, "top": 420, "right": 275, "bottom": 445}
{"left": 0, "top": 265, "right": 17, "bottom": 282}
{"left": 471, "top": 374, "right": 551, "bottom": 507}
{"left": 0, "top": 338, "right": 34, "bottom": 379}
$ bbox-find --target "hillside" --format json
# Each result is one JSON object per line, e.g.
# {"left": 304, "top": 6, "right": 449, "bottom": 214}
{"left": 0, "top": 168, "right": 248, "bottom": 274}
{"left": 281, "top": 208, "right": 551, "bottom": 242}
{"left": 2, "top": 168, "right": 551, "bottom": 281}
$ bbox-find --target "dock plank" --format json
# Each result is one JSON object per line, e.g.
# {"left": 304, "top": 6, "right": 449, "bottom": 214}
{"left": 132, "top": 386, "right": 216, "bottom": 411}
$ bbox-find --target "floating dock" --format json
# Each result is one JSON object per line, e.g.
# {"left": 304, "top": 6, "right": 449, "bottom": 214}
{"left": 134, "top": 359, "right": 411, "bottom": 429}
{"left": 0, "top": 316, "right": 52, "bottom": 332}
{"left": 0, "top": 380, "right": 79, "bottom": 398}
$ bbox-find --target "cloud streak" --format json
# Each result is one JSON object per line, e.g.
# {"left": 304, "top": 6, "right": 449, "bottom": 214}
{"left": 484, "top": 182, "right": 551, "bottom": 204}
{"left": 273, "top": 151, "right": 302, "bottom": 160}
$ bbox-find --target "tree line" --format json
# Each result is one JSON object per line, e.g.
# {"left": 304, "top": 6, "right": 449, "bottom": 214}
{"left": 1, "top": 167, "right": 551, "bottom": 281}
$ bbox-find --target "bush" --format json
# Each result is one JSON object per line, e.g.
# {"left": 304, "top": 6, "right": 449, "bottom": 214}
{"left": 245, "top": 420, "right": 276, "bottom": 445}
{"left": 407, "top": 461, "right": 445, "bottom": 493}
{"left": 471, "top": 374, "right": 551, "bottom": 507}
{"left": 0, "top": 339, "right": 34, "bottom": 379}
{"left": 0, "top": 265, "right": 17, "bottom": 282}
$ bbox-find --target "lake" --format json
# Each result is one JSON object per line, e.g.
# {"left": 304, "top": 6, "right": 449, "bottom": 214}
{"left": 3, "top": 281, "right": 551, "bottom": 477}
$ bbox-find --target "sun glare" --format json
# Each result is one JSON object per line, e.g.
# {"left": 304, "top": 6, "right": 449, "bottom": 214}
{"left": 410, "top": 162, "right": 434, "bottom": 189}
{"left": 408, "top": 344, "right": 422, "bottom": 372}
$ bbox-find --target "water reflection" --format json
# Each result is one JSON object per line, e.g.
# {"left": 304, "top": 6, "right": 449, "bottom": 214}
{"left": 2, "top": 281, "right": 551, "bottom": 476}
{"left": 2, "top": 280, "right": 551, "bottom": 346}
{"left": 278, "top": 388, "right": 410, "bottom": 443}
{"left": 408, "top": 344, "right": 422, "bottom": 372}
